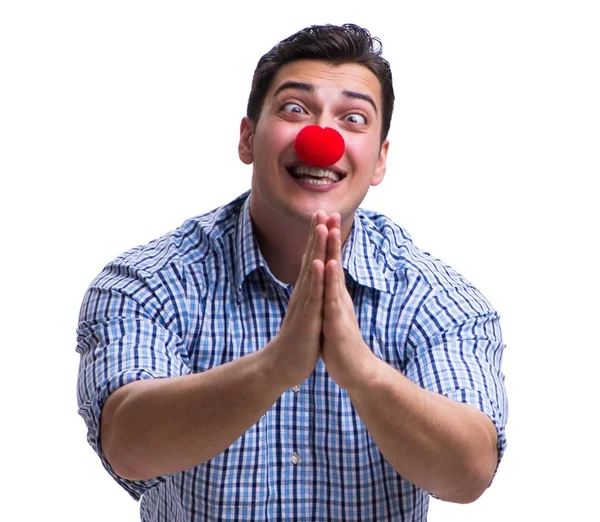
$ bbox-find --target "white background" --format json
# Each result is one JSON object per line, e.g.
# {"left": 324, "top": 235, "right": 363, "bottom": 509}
{"left": 1, "top": 1, "right": 598, "bottom": 520}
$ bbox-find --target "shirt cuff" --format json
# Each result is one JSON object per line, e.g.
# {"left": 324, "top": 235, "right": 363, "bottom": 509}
{"left": 80, "top": 369, "right": 169, "bottom": 500}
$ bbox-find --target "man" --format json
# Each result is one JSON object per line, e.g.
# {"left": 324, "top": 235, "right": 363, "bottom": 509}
{"left": 77, "top": 23, "right": 507, "bottom": 521}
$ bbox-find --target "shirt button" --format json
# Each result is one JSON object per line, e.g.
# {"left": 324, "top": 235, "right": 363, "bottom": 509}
{"left": 292, "top": 384, "right": 301, "bottom": 393}
{"left": 262, "top": 291, "right": 268, "bottom": 299}
{"left": 290, "top": 452, "right": 301, "bottom": 465}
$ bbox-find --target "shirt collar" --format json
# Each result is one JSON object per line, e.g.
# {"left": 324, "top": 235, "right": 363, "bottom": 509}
{"left": 233, "top": 193, "right": 393, "bottom": 295}
{"left": 234, "top": 193, "right": 269, "bottom": 293}
{"left": 342, "top": 211, "right": 394, "bottom": 294}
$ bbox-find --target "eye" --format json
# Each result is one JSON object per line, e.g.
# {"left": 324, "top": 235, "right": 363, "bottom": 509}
{"left": 281, "top": 102, "right": 306, "bottom": 114}
{"left": 344, "top": 113, "right": 367, "bottom": 124}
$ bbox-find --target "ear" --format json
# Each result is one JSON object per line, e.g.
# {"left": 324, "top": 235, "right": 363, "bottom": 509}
{"left": 238, "top": 116, "right": 255, "bottom": 165}
{"left": 371, "top": 139, "right": 389, "bottom": 186}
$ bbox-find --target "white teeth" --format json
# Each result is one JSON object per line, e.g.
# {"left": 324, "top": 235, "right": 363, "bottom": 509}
{"left": 292, "top": 166, "right": 341, "bottom": 182}
{"left": 303, "top": 178, "right": 331, "bottom": 185}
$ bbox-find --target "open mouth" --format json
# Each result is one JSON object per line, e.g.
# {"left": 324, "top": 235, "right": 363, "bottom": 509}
{"left": 286, "top": 165, "right": 346, "bottom": 185}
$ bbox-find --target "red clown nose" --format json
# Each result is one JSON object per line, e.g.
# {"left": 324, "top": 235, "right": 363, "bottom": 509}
{"left": 294, "top": 126, "right": 345, "bottom": 167}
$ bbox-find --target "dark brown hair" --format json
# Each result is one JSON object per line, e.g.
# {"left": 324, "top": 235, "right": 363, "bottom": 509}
{"left": 246, "top": 23, "right": 395, "bottom": 142}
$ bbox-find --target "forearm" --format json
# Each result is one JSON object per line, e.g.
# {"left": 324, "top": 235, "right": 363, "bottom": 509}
{"left": 101, "top": 343, "right": 286, "bottom": 481}
{"left": 347, "top": 353, "right": 498, "bottom": 504}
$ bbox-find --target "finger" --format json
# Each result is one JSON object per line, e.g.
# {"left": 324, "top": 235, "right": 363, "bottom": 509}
{"left": 326, "top": 212, "right": 341, "bottom": 232}
{"left": 306, "top": 211, "right": 328, "bottom": 260}
{"left": 298, "top": 258, "right": 324, "bottom": 345}
{"left": 324, "top": 258, "right": 341, "bottom": 306}
{"left": 315, "top": 209, "right": 329, "bottom": 225}
{"left": 310, "top": 259, "right": 325, "bottom": 303}
{"left": 299, "top": 223, "right": 327, "bottom": 298}
{"left": 313, "top": 223, "right": 328, "bottom": 264}
{"left": 297, "top": 217, "right": 327, "bottom": 295}
{"left": 296, "top": 257, "right": 324, "bottom": 337}
{"left": 296, "top": 212, "right": 318, "bottom": 287}
{"left": 305, "top": 211, "right": 328, "bottom": 268}
{"left": 326, "top": 225, "right": 342, "bottom": 264}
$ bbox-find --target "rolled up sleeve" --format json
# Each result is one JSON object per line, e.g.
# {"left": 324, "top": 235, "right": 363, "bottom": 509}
{"left": 76, "top": 264, "right": 192, "bottom": 499}
{"left": 405, "top": 284, "right": 508, "bottom": 470}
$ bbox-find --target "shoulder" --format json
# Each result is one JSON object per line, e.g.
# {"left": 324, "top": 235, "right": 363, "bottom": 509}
{"left": 356, "top": 209, "right": 499, "bottom": 345}
{"left": 105, "top": 192, "right": 248, "bottom": 278}
{"left": 355, "top": 207, "right": 478, "bottom": 295}
{"left": 87, "top": 192, "right": 249, "bottom": 301}
{"left": 80, "top": 192, "right": 249, "bottom": 328}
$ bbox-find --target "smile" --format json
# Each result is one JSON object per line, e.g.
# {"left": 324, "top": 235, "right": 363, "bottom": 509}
{"left": 287, "top": 165, "right": 346, "bottom": 184}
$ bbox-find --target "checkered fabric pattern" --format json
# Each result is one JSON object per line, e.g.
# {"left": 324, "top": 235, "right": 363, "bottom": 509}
{"left": 76, "top": 191, "right": 507, "bottom": 521}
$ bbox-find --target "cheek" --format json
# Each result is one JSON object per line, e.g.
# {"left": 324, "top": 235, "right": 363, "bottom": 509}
{"left": 344, "top": 134, "right": 381, "bottom": 167}
{"left": 255, "top": 121, "right": 296, "bottom": 160}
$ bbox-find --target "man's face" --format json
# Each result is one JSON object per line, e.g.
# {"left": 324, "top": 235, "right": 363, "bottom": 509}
{"left": 239, "top": 59, "right": 389, "bottom": 227}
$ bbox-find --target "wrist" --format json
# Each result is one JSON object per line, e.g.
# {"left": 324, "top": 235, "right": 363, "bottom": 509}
{"left": 259, "top": 338, "right": 296, "bottom": 393}
{"left": 341, "top": 344, "right": 383, "bottom": 395}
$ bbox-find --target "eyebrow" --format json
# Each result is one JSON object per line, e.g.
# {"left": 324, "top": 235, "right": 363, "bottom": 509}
{"left": 273, "top": 81, "right": 378, "bottom": 114}
{"left": 342, "top": 90, "right": 378, "bottom": 114}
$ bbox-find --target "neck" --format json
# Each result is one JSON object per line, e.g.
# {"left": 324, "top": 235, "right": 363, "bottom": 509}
{"left": 250, "top": 208, "right": 312, "bottom": 284}
{"left": 249, "top": 206, "right": 354, "bottom": 286}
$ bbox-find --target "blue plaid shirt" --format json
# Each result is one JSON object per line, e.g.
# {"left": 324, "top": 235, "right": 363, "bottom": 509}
{"left": 76, "top": 191, "right": 507, "bottom": 521}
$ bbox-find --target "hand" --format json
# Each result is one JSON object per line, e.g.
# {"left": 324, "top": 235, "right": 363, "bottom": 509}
{"left": 266, "top": 211, "right": 328, "bottom": 389}
{"left": 321, "top": 214, "right": 377, "bottom": 390}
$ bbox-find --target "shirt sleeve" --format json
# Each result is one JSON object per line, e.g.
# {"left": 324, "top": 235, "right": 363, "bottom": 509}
{"left": 76, "top": 261, "right": 192, "bottom": 500}
{"left": 404, "top": 283, "right": 508, "bottom": 475}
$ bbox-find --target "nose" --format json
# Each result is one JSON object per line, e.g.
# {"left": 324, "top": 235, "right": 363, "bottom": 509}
{"left": 294, "top": 126, "right": 345, "bottom": 167}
